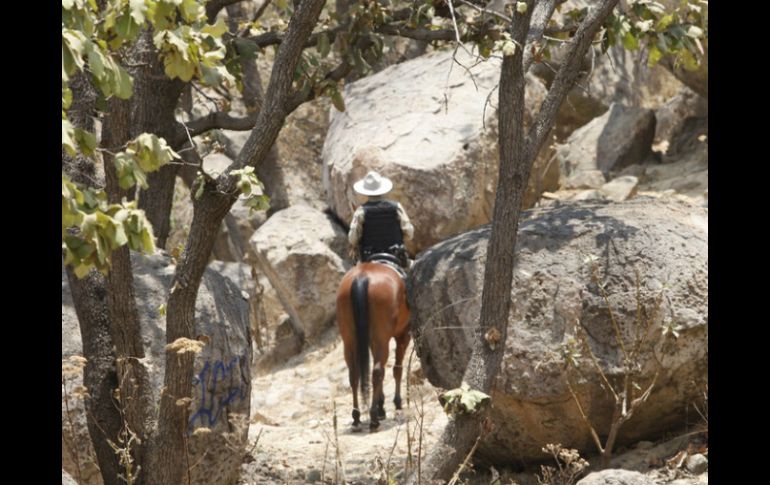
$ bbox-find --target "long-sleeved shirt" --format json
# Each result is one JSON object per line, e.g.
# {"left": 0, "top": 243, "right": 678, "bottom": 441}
{"left": 348, "top": 198, "right": 414, "bottom": 250}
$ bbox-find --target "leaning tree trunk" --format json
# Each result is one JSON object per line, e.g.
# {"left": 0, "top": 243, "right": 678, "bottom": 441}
{"left": 408, "top": 1, "right": 619, "bottom": 482}
{"left": 225, "top": 2, "right": 287, "bottom": 214}
{"left": 143, "top": 1, "right": 328, "bottom": 483}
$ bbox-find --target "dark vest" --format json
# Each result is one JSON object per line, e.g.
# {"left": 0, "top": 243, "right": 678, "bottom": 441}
{"left": 360, "top": 200, "right": 403, "bottom": 253}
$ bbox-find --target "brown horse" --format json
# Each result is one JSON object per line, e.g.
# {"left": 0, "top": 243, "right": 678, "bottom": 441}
{"left": 336, "top": 255, "right": 411, "bottom": 431}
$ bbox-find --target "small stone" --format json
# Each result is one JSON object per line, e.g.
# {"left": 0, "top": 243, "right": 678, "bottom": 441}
{"left": 686, "top": 453, "right": 708, "bottom": 474}
{"left": 307, "top": 469, "right": 322, "bottom": 482}
{"left": 601, "top": 175, "right": 639, "bottom": 202}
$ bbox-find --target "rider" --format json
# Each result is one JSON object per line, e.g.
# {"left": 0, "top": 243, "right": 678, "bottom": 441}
{"left": 348, "top": 171, "right": 414, "bottom": 270}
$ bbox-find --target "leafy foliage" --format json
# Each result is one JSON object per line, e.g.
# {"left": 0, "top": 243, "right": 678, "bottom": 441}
{"left": 439, "top": 382, "right": 491, "bottom": 416}
{"left": 62, "top": 174, "right": 157, "bottom": 277}
{"left": 229, "top": 166, "right": 271, "bottom": 213}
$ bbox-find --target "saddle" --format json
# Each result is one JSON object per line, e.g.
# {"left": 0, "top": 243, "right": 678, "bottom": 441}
{"left": 362, "top": 252, "right": 408, "bottom": 281}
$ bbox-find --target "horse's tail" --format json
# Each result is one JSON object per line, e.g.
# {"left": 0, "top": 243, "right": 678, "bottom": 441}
{"left": 350, "top": 275, "right": 370, "bottom": 400}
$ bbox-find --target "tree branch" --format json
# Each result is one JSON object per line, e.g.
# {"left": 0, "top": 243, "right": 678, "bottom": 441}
{"left": 525, "top": 0, "right": 619, "bottom": 161}
{"left": 185, "top": 110, "right": 260, "bottom": 137}
{"left": 205, "top": 0, "right": 248, "bottom": 21}
{"left": 523, "top": 0, "right": 559, "bottom": 73}
{"left": 147, "top": 2, "right": 329, "bottom": 483}
{"left": 374, "top": 23, "right": 455, "bottom": 42}
{"left": 285, "top": 59, "right": 352, "bottom": 113}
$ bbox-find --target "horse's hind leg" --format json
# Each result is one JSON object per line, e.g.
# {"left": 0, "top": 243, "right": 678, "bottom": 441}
{"left": 344, "top": 345, "right": 362, "bottom": 430}
{"left": 393, "top": 331, "right": 410, "bottom": 411}
{"left": 369, "top": 344, "right": 389, "bottom": 430}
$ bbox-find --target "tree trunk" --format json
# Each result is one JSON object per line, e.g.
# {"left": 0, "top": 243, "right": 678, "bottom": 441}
{"left": 144, "top": 1, "right": 329, "bottom": 482}
{"left": 225, "top": 2, "right": 287, "bottom": 213}
{"left": 63, "top": 72, "right": 124, "bottom": 485}
{"left": 132, "top": 31, "right": 186, "bottom": 249}
{"left": 102, "top": 95, "right": 154, "bottom": 484}
{"left": 65, "top": 268, "right": 125, "bottom": 485}
{"left": 408, "top": 1, "right": 619, "bottom": 482}
{"left": 407, "top": 2, "right": 534, "bottom": 480}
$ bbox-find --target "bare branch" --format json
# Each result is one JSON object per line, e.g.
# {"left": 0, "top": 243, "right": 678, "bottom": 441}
{"left": 375, "top": 23, "right": 456, "bottom": 42}
{"left": 457, "top": 0, "right": 511, "bottom": 23}
{"left": 206, "top": 0, "right": 247, "bottom": 21}
{"left": 285, "top": 60, "right": 352, "bottom": 113}
{"left": 185, "top": 111, "right": 259, "bottom": 137}
{"left": 525, "top": 0, "right": 619, "bottom": 161}
{"left": 523, "top": 0, "right": 559, "bottom": 73}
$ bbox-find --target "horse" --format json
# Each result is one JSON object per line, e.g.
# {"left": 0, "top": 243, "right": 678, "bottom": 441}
{"left": 336, "top": 253, "right": 411, "bottom": 431}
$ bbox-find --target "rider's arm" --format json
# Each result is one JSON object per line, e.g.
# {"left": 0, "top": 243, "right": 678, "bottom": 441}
{"left": 396, "top": 203, "right": 414, "bottom": 242}
{"left": 348, "top": 206, "right": 365, "bottom": 257}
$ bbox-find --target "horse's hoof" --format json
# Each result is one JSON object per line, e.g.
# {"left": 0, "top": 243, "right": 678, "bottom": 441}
{"left": 394, "top": 410, "right": 405, "bottom": 424}
{"left": 369, "top": 421, "right": 380, "bottom": 431}
{"left": 351, "top": 422, "right": 363, "bottom": 433}
{"left": 378, "top": 408, "right": 387, "bottom": 420}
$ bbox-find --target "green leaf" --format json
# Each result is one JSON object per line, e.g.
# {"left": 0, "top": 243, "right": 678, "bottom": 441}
{"left": 62, "top": 119, "right": 77, "bottom": 155}
{"left": 647, "top": 44, "right": 663, "bottom": 67}
{"left": 330, "top": 90, "right": 345, "bottom": 112}
{"left": 75, "top": 129, "right": 98, "bottom": 157}
{"left": 679, "top": 49, "right": 700, "bottom": 71}
{"left": 202, "top": 18, "right": 228, "bottom": 37}
{"left": 115, "top": 13, "right": 139, "bottom": 41}
{"left": 656, "top": 14, "right": 675, "bottom": 32}
{"left": 234, "top": 37, "right": 259, "bottom": 60}
{"left": 114, "top": 64, "right": 134, "bottom": 99}
{"left": 317, "top": 32, "right": 331, "bottom": 58}
{"left": 686, "top": 25, "right": 704, "bottom": 39}
{"left": 181, "top": 0, "right": 205, "bottom": 22}
{"left": 129, "top": 0, "right": 147, "bottom": 24}
{"left": 622, "top": 31, "right": 639, "bottom": 50}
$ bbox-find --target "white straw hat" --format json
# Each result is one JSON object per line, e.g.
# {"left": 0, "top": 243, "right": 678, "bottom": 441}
{"left": 353, "top": 171, "right": 393, "bottom": 196}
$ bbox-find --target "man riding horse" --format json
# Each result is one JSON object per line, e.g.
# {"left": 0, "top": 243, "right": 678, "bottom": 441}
{"left": 348, "top": 171, "right": 413, "bottom": 270}
{"left": 337, "top": 170, "right": 413, "bottom": 430}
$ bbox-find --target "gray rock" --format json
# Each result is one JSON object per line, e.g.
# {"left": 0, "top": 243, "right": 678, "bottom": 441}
{"left": 62, "top": 469, "right": 78, "bottom": 485}
{"left": 686, "top": 453, "right": 708, "bottom": 474}
{"left": 323, "top": 47, "right": 581, "bottom": 253}
{"left": 410, "top": 197, "right": 707, "bottom": 464}
{"left": 564, "top": 170, "right": 607, "bottom": 190}
{"left": 557, "top": 104, "right": 656, "bottom": 186}
{"left": 577, "top": 469, "right": 654, "bottom": 485}
{"left": 601, "top": 176, "right": 639, "bottom": 202}
{"left": 249, "top": 205, "right": 350, "bottom": 338}
{"left": 62, "top": 252, "right": 252, "bottom": 485}
{"left": 307, "top": 469, "right": 322, "bottom": 482}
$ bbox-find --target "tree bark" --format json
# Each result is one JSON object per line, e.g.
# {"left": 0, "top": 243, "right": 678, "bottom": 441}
{"left": 63, "top": 72, "right": 124, "bottom": 485}
{"left": 102, "top": 95, "right": 154, "bottom": 485}
{"left": 144, "top": 1, "right": 329, "bottom": 483}
{"left": 132, "top": 31, "right": 187, "bottom": 249}
{"left": 407, "top": 1, "right": 619, "bottom": 482}
{"left": 225, "top": 2, "right": 287, "bottom": 212}
{"left": 65, "top": 268, "right": 125, "bottom": 485}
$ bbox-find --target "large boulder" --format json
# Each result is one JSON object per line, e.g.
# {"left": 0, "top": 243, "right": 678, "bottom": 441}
{"left": 556, "top": 103, "right": 656, "bottom": 188}
{"left": 654, "top": 87, "right": 708, "bottom": 147}
{"left": 62, "top": 253, "right": 252, "bottom": 485}
{"left": 410, "top": 197, "right": 707, "bottom": 464}
{"left": 323, "top": 47, "right": 578, "bottom": 253}
{"left": 249, "top": 205, "right": 350, "bottom": 338}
